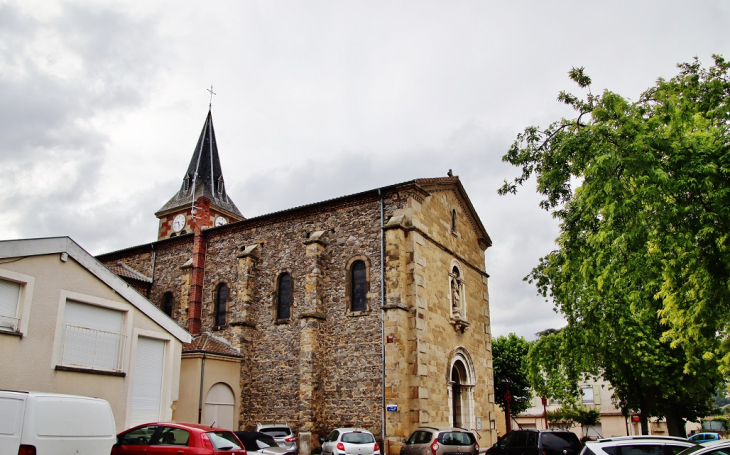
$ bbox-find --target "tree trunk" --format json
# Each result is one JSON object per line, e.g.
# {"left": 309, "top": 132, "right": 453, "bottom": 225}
{"left": 640, "top": 411, "right": 650, "bottom": 435}
{"left": 665, "top": 413, "right": 687, "bottom": 437}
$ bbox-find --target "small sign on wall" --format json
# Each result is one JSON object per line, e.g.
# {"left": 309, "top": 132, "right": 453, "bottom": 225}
{"left": 386, "top": 404, "right": 398, "bottom": 412}
{"left": 476, "top": 417, "right": 482, "bottom": 431}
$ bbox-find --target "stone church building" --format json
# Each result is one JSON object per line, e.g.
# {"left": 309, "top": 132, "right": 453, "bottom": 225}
{"left": 97, "top": 110, "right": 498, "bottom": 453}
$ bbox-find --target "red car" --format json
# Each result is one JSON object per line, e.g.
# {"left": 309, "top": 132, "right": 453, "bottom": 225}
{"left": 112, "top": 422, "right": 248, "bottom": 454}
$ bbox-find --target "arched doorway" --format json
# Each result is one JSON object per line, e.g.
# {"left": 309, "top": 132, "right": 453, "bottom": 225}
{"left": 204, "top": 383, "right": 235, "bottom": 430}
{"left": 451, "top": 363, "right": 465, "bottom": 427}
{"left": 448, "top": 348, "right": 476, "bottom": 429}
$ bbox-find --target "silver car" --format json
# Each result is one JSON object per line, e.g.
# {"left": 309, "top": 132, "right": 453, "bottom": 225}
{"left": 321, "top": 428, "right": 381, "bottom": 455}
{"left": 257, "top": 423, "right": 298, "bottom": 453}
{"left": 582, "top": 435, "right": 698, "bottom": 455}
{"left": 402, "top": 427, "right": 479, "bottom": 455}
{"left": 676, "top": 440, "right": 730, "bottom": 455}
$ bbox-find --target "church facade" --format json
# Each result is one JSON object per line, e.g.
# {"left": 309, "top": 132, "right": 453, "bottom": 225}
{"left": 97, "top": 110, "right": 498, "bottom": 453}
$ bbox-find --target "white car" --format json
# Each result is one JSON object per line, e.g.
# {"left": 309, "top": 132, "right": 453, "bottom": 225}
{"left": 321, "top": 428, "right": 381, "bottom": 455}
{"left": 581, "top": 435, "right": 698, "bottom": 455}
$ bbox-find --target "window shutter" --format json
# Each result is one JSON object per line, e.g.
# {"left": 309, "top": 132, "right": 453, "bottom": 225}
{"left": 0, "top": 279, "right": 20, "bottom": 326}
{"left": 593, "top": 385, "right": 601, "bottom": 404}
{"left": 64, "top": 301, "right": 122, "bottom": 333}
{"left": 130, "top": 337, "right": 165, "bottom": 426}
{"left": 62, "top": 302, "right": 123, "bottom": 370}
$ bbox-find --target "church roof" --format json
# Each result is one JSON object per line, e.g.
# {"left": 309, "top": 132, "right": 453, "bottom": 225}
{"left": 156, "top": 110, "right": 243, "bottom": 218}
{"left": 100, "top": 175, "right": 491, "bottom": 260}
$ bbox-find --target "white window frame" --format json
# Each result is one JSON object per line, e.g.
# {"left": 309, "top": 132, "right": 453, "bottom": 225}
{"left": 0, "top": 269, "right": 34, "bottom": 336}
{"left": 581, "top": 386, "right": 594, "bottom": 404}
{"left": 52, "top": 290, "right": 132, "bottom": 374}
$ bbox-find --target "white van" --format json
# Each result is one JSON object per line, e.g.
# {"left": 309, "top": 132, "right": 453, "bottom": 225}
{"left": 0, "top": 390, "right": 116, "bottom": 455}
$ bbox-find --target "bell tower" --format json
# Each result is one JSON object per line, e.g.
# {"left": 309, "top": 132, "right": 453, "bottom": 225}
{"left": 155, "top": 109, "right": 244, "bottom": 240}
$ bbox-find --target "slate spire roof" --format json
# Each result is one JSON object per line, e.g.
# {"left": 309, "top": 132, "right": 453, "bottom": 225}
{"left": 156, "top": 110, "right": 243, "bottom": 218}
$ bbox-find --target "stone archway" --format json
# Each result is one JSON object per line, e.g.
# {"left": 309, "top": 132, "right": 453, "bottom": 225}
{"left": 448, "top": 348, "right": 476, "bottom": 430}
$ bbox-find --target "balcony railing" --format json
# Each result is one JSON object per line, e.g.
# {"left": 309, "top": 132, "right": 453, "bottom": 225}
{"left": 60, "top": 324, "right": 125, "bottom": 372}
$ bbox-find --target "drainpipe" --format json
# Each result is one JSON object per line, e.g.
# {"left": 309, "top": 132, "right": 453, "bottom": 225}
{"left": 198, "top": 352, "right": 207, "bottom": 423}
{"left": 378, "top": 188, "right": 387, "bottom": 453}
{"left": 150, "top": 244, "right": 156, "bottom": 298}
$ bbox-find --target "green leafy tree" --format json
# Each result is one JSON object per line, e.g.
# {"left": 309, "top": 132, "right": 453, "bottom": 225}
{"left": 493, "top": 333, "right": 533, "bottom": 417}
{"left": 547, "top": 403, "right": 600, "bottom": 436}
{"left": 499, "top": 56, "right": 729, "bottom": 435}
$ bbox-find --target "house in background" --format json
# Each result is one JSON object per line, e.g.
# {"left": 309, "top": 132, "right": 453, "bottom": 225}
{"left": 0, "top": 237, "right": 191, "bottom": 431}
{"left": 514, "top": 378, "right": 701, "bottom": 438}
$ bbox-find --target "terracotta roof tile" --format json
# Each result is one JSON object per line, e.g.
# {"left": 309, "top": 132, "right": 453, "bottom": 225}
{"left": 105, "top": 262, "right": 152, "bottom": 283}
{"left": 183, "top": 332, "right": 243, "bottom": 358}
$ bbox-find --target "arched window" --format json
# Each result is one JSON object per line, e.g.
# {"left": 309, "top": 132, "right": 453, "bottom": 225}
{"left": 277, "top": 273, "right": 292, "bottom": 320}
{"left": 162, "top": 292, "right": 173, "bottom": 317}
{"left": 351, "top": 260, "right": 367, "bottom": 312}
{"left": 215, "top": 283, "right": 228, "bottom": 327}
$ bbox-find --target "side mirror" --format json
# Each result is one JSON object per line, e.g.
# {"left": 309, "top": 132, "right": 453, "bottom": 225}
{"left": 320, "top": 438, "right": 326, "bottom": 443}
{"left": 402, "top": 440, "right": 409, "bottom": 444}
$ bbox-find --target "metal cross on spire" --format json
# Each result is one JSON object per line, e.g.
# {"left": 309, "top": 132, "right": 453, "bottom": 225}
{"left": 207, "top": 85, "right": 216, "bottom": 110}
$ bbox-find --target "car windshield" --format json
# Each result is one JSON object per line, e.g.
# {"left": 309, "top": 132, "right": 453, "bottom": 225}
{"left": 261, "top": 427, "right": 292, "bottom": 437}
{"left": 208, "top": 431, "right": 244, "bottom": 450}
{"left": 677, "top": 446, "right": 730, "bottom": 455}
{"left": 439, "top": 432, "right": 476, "bottom": 446}
{"left": 342, "top": 432, "right": 375, "bottom": 444}
{"left": 542, "top": 433, "right": 581, "bottom": 451}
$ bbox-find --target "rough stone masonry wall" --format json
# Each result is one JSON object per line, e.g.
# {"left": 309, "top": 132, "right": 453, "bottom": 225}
{"left": 188, "top": 196, "right": 405, "bottom": 440}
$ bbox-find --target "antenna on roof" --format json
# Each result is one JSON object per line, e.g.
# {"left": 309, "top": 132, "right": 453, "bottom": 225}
{"left": 207, "top": 85, "right": 216, "bottom": 110}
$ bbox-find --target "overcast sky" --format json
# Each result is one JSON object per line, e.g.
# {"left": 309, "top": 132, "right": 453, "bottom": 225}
{"left": 1, "top": 0, "right": 728, "bottom": 340}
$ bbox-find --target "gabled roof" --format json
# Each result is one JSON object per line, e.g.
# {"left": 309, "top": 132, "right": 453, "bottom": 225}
{"left": 156, "top": 110, "right": 243, "bottom": 219}
{"left": 414, "top": 176, "right": 492, "bottom": 248}
{"left": 98, "top": 175, "right": 492, "bottom": 258}
{"left": 0, "top": 237, "right": 191, "bottom": 343}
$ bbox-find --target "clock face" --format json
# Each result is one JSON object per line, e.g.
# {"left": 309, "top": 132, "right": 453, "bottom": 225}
{"left": 215, "top": 216, "right": 227, "bottom": 227}
{"left": 172, "top": 214, "right": 186, "bottom": 232}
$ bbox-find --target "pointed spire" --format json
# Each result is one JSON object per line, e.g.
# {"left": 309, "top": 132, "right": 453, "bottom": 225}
{"left": 156, "top": 110, "right": 243, "bottom": 219}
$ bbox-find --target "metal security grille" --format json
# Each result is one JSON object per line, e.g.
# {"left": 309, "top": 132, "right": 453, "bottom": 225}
{"left": 61, "top": 324, "right": 125, "bottom": 371}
